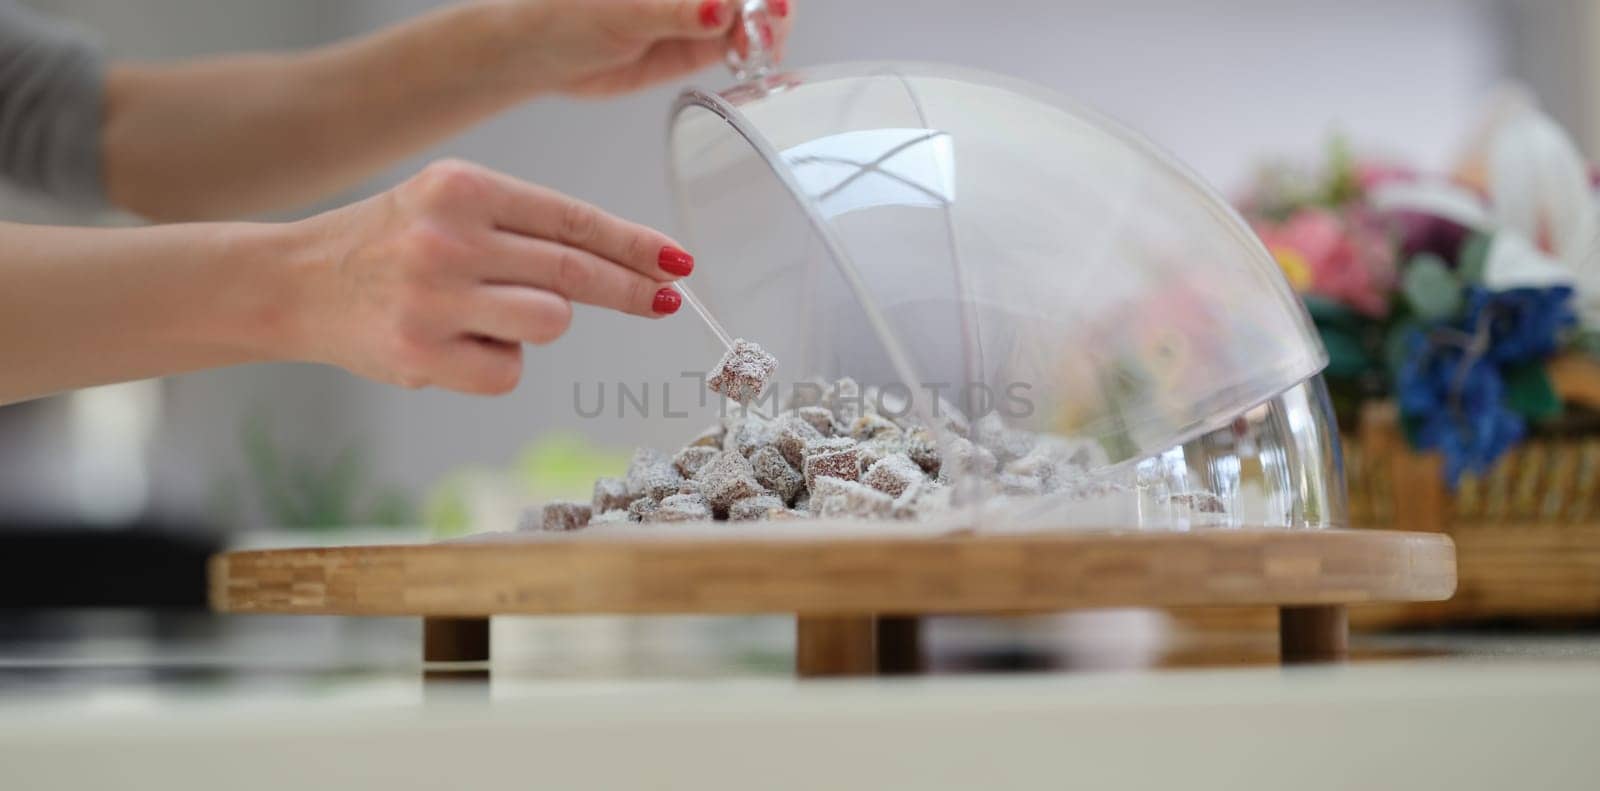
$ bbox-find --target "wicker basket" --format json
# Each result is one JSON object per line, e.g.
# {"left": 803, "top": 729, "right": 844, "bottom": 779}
{"left": 1180, "top": 353, "right": 1600, "bottom": 632}
{"left": 1338, "top": 353, "right": 1600, "bottom": 626}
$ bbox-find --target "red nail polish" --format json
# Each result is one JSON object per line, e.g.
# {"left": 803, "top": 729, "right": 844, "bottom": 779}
{"left": 771, "top": 0, "right": 789, "bottom": 18}
{"left": 698, "top": 0, "right": 723, "bottom": 28}
{"left": 658, "top": 246, "right": 694, "bottom": 276}
{"left": 653, "top": 287, "right": 682, "bottom": 315}
{"left": 759, "top": 21, "right": 774, "bottom": 48}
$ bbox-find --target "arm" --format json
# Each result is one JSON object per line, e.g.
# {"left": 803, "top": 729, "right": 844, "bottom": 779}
{"left": 0, "top": 160, "right": 694, "bottom": 405}
{"left": 100, "top": 0, "right": 794, "bottom": 221}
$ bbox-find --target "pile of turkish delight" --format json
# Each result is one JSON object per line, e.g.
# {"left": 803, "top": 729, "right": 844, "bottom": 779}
{"left": 521, "top": 340, "right": 1109, "bottom": 533}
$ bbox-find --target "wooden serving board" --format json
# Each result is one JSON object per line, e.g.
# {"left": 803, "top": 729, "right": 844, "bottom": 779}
{"left": 209, "top": 527, "right": 1456, "bottom": 676}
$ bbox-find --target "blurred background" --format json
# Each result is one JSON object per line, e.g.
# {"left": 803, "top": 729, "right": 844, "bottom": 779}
{"left": 1, "top": 0, "right": 1598, "bottom": 669}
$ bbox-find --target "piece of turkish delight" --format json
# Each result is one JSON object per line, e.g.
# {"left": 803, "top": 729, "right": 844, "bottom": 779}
{"left": 655, "top": 492, "right": 713, "bottom": 522}
{"left": 810, "top": 476, "right": 893, "bottom": 519}
{"left": 729, "top": 494, "right": 787, "bottom": 521}
{"left": 592, "top": 477, "right": 631, "bottom": 513}
{"left": 892, "top": 480, "right": 951, "bottom": 520}
{"left": 796, "top": 406, "right": 838, "bottom": 437}
{"left": 695, "top": 450, "right": 766, "bottom": 514}
{"left": 772, "top": 413, "right": 824, "bottom": 469}
{"left": 627, "top": 496, "right": 660, "bottom": 522}
{"left": 862, "top": 453, "right": 924, "bottom": 498}
{"left": 937, "top": 436, "right": 997, "bottom": 483}
{"left": 673, "top": 446, "right": 720, "bottom": 479}
{"left": 626, "top": 448, "right": 682, "bottom": 501}
{"left": 725, "top": 413, "right": 775, "bottom": 458}
{"left": 856, "top": 435, "right": 910, "bottom": 472}
{"left": 902, "top": 427, "right": 943, "bottom": 476}
{"left": 972, "top": 413, "right": 1037, "bottom": 465}
{"left": 848, "top": 413, "right": 902, "bottom": 442}
{"left": 1166, "top": 491, "right": 1227, "bottom": 514}
{"left": 532, "top": 501, "right": 592, "bottom": 532}
{"left": 590, "top": 509, "right": 634, "bottom": 526}
{"left": 750, "top": 445, "right": 804, "bottom": 504}
{"left": 803, "top": 439, "right": 862, "bottom": 490}
{"left": 706, "top": 339, "right": 778, "bottom": 404}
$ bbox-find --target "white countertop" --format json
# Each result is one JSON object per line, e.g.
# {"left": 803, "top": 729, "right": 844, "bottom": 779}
{"left": 2, "top": 612, "right": 1598, "bottom": 790}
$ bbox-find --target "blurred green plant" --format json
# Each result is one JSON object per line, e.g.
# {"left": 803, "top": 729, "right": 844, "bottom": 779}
{"left": 423, "top": 433, "right": 629, "bottom": 539}
{"left": 240, "top": 413, "right": 414, "bottom": 530}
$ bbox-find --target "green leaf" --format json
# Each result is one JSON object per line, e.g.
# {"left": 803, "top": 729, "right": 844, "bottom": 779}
{"left": 1322, "top": 135, "right": 1360, "bottom": 205}
{"left": 1572, "top": 329, "right": 1600, "bottom": 358}
{"left": 1319, "top": 325, "right": 1376, "bottom": 379}
{"left": 1402, "top": 254, "right": 1463, "bottom": 320}
{"left": 1457, "top": 232, "right": 1492, "bottom": 284}
{"left": 1383, "top": 320, "right": 1426, "bottom": 383}
{"left": 1503, "top": 362, "right": 1562, "bottom": 422}
{"left": 1305, "top": 295, "right": 1365, "bottom": 332}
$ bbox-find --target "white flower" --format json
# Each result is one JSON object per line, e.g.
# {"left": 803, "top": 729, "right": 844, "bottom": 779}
{"left": 1370, "top": 90, "right": 1600, "bottom": 326}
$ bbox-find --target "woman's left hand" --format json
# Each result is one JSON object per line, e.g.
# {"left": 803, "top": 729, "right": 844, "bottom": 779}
{"left": 494, "top": 0, "right": 794, "bottom": 97}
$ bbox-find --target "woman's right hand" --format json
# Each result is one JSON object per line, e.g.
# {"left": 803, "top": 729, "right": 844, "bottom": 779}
{"left": 283, "top": 159, "right": 693, "bottom": 395}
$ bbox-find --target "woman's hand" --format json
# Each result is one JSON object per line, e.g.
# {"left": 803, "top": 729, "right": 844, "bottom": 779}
{"left": 0, "top": 160, "right": 693, "bottom": 404}
{"left": 103, "top": 0, "right": 795, "bottom": 221}
{"left": 287, "top": 159, "right": 694, "bottom": 395}
{"left": 497, "top": 0, "right": 795, "bottom": 97}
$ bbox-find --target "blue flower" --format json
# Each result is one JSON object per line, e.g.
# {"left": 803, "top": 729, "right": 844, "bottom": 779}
{"left": 1398, "top": 339, "right": 1526, "bottom": 484}
{"left": 1393, "top": 284, "right": 1573, "bottom": 486}
{"left": 1459, "top": 286, "right": 1577, "bottom": 363}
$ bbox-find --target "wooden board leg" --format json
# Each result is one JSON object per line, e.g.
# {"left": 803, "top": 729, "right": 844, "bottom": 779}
{"left": 1279, "top": 605, "right": 1348, "bottom": 664}
{"left": 796, "top": 615, "right": 877, "bottom": 677}
{"left": 424, "top": 617, "right": 490, "bottom": 663}
{"left": 876, "top": 616, "right": 924, "bottom": 675}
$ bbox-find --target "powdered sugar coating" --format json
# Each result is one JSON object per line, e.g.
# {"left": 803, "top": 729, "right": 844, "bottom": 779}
{"left": 590, "top": 509, "right": 634, "bottom": 525}
{"left": 695, "top": 450, "right": 767, "bottom": 513}
{"left": 796, "top": 406, "right": 838, "bottom": 437}
{"left": 655, "top": 492, "right": 713, "bottom": 522}
{"left": 531, "top": 501, "right": 592, "bottom": 532}
{"left": 673, "top": 446, "right": 720, "bottom": 479}
{"left": 706, "top": 339, "right": 778, "bottom": 404}
{"left": 772, "top": 414, "right": 824, "bottom": 469}
{"left": 626, "top": 448, "right": 682, "bottom": 501}
{"left": 862, "top": 453, "right": 924, "bottom": 498}
{"left": 729, "top": 494, "right": 787, "bottom": 521}
{"left": 592, "top": 477, "right": 631, "bottom": 513}
{"left": 803, "top": 441, "right": 861, "bottom": 491}
{"left": 750, "top": 445, "right": 804, "bottom": 504}
{"left": 810, "top": 476, "right": 893, "bottom": 519}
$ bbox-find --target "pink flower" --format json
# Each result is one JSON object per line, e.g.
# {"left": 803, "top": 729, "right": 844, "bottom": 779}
{"left": 1254, "top": 208, "right": 1396, "bottom": 316}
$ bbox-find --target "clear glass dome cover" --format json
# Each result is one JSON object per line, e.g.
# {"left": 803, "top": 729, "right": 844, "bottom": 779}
{"left": 668, "top": 54, "right": 1343, "bottom": 530}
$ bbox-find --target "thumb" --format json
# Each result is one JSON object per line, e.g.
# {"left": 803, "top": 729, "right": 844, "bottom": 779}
{"left": 621, "top": 0, "right": 737, "bottom": 39}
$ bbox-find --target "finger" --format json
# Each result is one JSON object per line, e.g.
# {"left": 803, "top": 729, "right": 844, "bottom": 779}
{"left": 432, "top": 336, "right": 524, "bottom": 396}
{"left": 462, "top": 284, "right": 577, "bottom": 344}
{"left": 479, "top": 237, "right": 681, "bottom": 318}
{"left": 479, "top": 173, "right": 693, "bottom": 281}
{"left": 621, "top": 0, "right": 736, "bottom": 38}
{"left": 770, "top": 1, "right": 793, "bottom": 61}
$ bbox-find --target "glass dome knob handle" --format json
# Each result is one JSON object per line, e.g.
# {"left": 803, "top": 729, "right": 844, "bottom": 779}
{"left": 725, "top": 0, "right": 776, "bottom": 82}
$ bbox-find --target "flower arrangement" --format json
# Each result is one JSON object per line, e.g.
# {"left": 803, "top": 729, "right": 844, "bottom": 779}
{"left": 1240, "top": 95, "right": 1600, "bottom": 485}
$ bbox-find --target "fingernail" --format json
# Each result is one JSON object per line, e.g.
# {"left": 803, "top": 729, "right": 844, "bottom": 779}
{"left": 658, "top": 245, "right": 694, "bottom": 276}
{"left": 653, "top": 287, "right": 682, "bottom": 315}
{"left": 759, "top": 21, "right": 774, "bottom": 48}
{"left": 771, "top": 0, "right": 789, "bottom": 18}
{"left": 698, "top": 0, "right": 723, "bottom": 28}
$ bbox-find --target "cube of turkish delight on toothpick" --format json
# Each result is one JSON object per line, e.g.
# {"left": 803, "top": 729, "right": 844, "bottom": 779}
{"left": 706, "top": 339, "right": 778, "bottom": 405}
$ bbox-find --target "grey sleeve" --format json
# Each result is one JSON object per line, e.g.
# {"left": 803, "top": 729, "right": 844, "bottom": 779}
{"left": 0, "top": 1, "right": 105, "bottom": 208}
